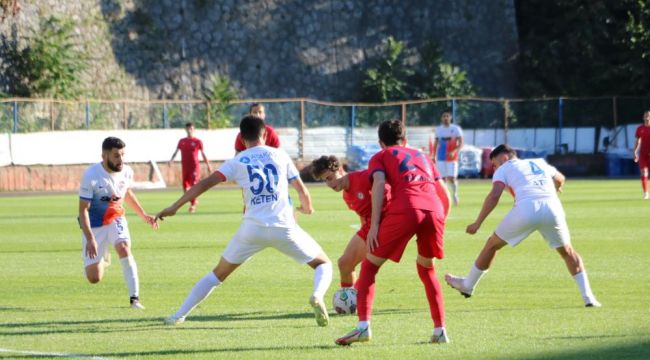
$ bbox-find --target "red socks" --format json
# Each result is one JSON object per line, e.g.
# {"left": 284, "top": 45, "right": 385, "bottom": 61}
{"left": 642, "top": 175, "right": 648, "bottom": 193}
{"left": 356, "top": 260, "right": 379, "bottom": 322}
{"left": 340, "top": 281, "right": 354, "bottom": 288}
{"left": 416, "top": 263, "right": 445, "bottom": 328}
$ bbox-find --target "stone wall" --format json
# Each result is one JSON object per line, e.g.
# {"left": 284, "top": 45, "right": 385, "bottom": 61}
{"left": 0, "top": 0, "right": 518, "bottom": 101}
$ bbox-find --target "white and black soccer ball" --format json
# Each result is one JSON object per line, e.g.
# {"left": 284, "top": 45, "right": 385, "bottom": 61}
{"left": 332, "top": 287, "right": 357, "bottom": 315}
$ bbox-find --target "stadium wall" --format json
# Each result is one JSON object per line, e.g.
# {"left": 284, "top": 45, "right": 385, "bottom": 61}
{"left": 0, "top": 0, "right": 518, "bottom": 100}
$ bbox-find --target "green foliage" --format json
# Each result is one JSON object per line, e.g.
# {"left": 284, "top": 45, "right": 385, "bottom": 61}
{"left": 362, "top": 37, "right": 475, "bottom": 102}
{"left": 516, "top": 0, "right": 650, "bottom": 96}
{"left": 203, "top": 73, "right": 239, "bottom": 128}
{"left": 0, "top": 15, "right": 87, "bottom": 99}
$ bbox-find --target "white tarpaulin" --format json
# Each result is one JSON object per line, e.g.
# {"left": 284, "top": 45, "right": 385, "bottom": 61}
{"left": 9, "top": 129, "right": 240, "bottom": 165}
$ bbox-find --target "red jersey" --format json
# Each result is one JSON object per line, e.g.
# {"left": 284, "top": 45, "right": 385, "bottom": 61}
{"left": 177, "top": 137, "right": 203, "bottom": 171}
{"left": 343, "top": 170, "right": 390, "bottom": 222}
{"left": 635, "top": 125, "right": 650, "bottom": 156}
{"left": 234, "top": 125, "right": 281, "bottom": 152}
{"left": 368, "top": 146, "right": 443, "bottom": 213}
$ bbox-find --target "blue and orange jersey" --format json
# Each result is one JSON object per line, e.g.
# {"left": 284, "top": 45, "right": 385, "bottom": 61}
{"left": 79, "top": 163, "right": 133, "bottom": 228}
{"left": 435, "top": 124, "right": 464, "bottom": 161}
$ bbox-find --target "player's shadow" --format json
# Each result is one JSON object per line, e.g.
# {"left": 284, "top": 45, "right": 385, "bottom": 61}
{"left": 93, "top": 344, "right": 337, "bottom": 358}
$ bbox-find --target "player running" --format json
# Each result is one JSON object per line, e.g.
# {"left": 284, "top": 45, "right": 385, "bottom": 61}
{"left": 157, "top": 115, "right": 332, "bottom": 327}
{"left": 633, "top": 110, "right": 650, "bottom": 199}
{"left": 336, "top": 119, "right": 450, "bottom": 346}
{"left": 78, "top": 137, "right": 158, "bottom": 309}
{"left": 445, "top": 144, "right": 601, "bottom": 308}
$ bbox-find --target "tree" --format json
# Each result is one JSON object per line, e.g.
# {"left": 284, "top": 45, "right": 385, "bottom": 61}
{"left": 203, "top": 73, "right": 239, "bottom": 128}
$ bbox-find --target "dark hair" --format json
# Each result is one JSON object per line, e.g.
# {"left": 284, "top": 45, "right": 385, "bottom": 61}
{"left": 102, "top": 137, "right": 125, "bottom": 151}
{"left": 239, "top": 115, "right": 265, "bottom": 142}
{"left": 441, "top": 110, "right": 452, "bottom": 116}
{"left": 249, "top": 103, "right": 264, "bottom": 113}
{"left": 378, "top": 119, "right": 406, "bottom": 146}
{"left": 489, "top": 144, "right": 517, "bottom": 159}
{"left": 185, "top": 122, "right": 194, "bottom": 128}
{"left": 310, "top": 155, "right": 340, "bottom": 180}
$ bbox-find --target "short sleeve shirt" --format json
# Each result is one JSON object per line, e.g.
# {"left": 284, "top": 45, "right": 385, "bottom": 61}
{"left": 368, "top": 146, "right": 443, "bottom": 214}
{"left": 234, "top": 125, "right": 281, "bottom": 152}
{"left": 343, "top": 170, "right": 390, "bottom": 222}
{"left": 435, "top": 124, "right": 463, "bottom": 161}
{"left": 635, "top": 125, "right": 650, "bottom": 156}
{"left": 177, "top": 137, "right": 203, "bottom": 170}
{"left": 492, "top": 158, "right": 558, "bottom": 204}
{"left": 218, "top": 145, "right": 298, "bottom": 227}
{"left": 79, "top": 163, "right": 133, "bottom": 228}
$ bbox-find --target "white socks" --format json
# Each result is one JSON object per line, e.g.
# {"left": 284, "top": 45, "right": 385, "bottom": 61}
{"left": 573, "top": 271, "right": 596, "bottom": 302}
{"left": 465, "top": 263, "right": 487, "bottom": 289}
{"left": 357, "top": 320, "right": 370, "bottom": 329}
{"left": 120, "top": 256, "right": 139, "bottom": 298}
{"left": 312, "top": 262, "right": 332, "bottom": 300}
{"left": 174, "top": 272, "right": 221, "bottom": 319}
{"left": 449, "top": 181, "right": 458, "bottom": 204}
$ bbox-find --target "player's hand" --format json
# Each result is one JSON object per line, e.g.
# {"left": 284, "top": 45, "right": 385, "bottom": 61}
{"left": 86, "top": 239, "right": 98, "bottom": 259}
{"left": 296, "top": 204, "right": 314, "bottom": 215}
{"left": 634, "top": 154, "right": 639, "bottom": 163}
{"left": 367, "top": 224, "right": 379, "bottom": 252}
{"left": 155, "top": 207, "right": 177, "bottom": 222}
{"left": 466, "top": 222, "right": 480, "bottom": 235}
{"left": 143, "top": 214, "right": 159, "bottom": 229}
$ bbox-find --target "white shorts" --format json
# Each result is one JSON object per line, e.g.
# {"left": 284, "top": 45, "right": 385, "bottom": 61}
{"left": 222, "top": 222, "right": 323, "bottom": 265}
{"left": 437, "top": 161, "right": 458, "bottom": 178}
{"left": 82, "top": 217, "right": 131, "bottom": 267}
{"left": 495, "top": 199, "right": 570, "bottom": 249}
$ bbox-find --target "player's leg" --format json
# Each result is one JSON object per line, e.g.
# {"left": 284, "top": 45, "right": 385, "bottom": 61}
{"left": 114, "top": 241, "right": 143, "bottom": 309}
{"left": 554, "top": 245, "right": 600, "bottom": 307}
{"left": 338, "top": 234, "right": 367, "bottom": 288}
{"left": 166, "top": 257, "right": 240, "bottom": 325}
{"left": 83, "top": 226, "right": 110, "bottom": 284}
{"left": 447, "top": 161, "right": 460, "bottom": 205}
{"left": 414, "top": 210, "right": 448, "bottom": 343}
{"left": 274, "top": 225, "right": 332, "bottom": 326}
{"left": 639, "top": 157, "right": 648, "bottom": 199}
{"left": 184, "top": 171, "right": 199, "bottom": 213}
{"left": 445, "top": 233, "right": 507, "bottom": 298}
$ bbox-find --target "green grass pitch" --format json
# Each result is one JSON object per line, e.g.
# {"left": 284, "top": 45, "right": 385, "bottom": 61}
{"left": 0, "top": 179, "right": 649, "bottom": 359}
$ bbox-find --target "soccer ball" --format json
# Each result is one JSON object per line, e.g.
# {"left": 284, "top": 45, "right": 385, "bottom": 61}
{"left": 332, "top": 287, "right": 357, "bottom": 315}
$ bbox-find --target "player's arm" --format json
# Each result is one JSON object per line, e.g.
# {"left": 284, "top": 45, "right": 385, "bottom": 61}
{"left": 633, "top": 137, "right": 641, "bottom": 163}
{"left": 466, "top": 181, "right": 506, "bottom": 235}
{"left": 290, "top": 177, "right": 314, "bottom": 214}
{"left": 432, "top": 138, "right": 439, "bottom": 163}
{"left": 157, "top": 171, "right": 225, "bottom": 221}
{"left": 169, "top": 148, "right": 179, "bottom": 164}
{"left": 125, "top": 188, "right": 158, "bottom": 229}
{"left": 367, "top": 171, "right": 386, "bottom": 252}
{"left": 200, "top": 149, "right": 212, "bottom": 173}
{"left": 552, "top": 170, "right": 566, "bottom": 193}
{"left": 434, "top": 179, "right": 451, "bottom": 217}
{"left": 78, "top": 199, "right": 98, "bottom": 259}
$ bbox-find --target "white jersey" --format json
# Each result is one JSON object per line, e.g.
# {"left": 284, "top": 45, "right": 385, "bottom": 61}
{"left": 79, "top": 163, "right": 133, "bottom": 228}
{"left": 218, "top": 145, "right": 299, "bottom": 228}
{"left": 492, "top": 158, "right": 559, "bottom": 204}
{"left": 435, "top": 124, "right": 463, "bottom": 139}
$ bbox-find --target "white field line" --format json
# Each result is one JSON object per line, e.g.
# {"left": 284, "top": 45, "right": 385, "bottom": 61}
{"left": 0, "top": 347, "right": 113, "bottom": 359}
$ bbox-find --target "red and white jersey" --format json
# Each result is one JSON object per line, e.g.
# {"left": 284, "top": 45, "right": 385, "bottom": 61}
{"left": 177, "top": 137, "right": 203, "bottom": 169}
{"left": 343, "top": 170, "right": 390, "bottom": 222}
{"left": 434, "top": 124, "right": 463, "bottom": 161}
{"left": 217, "top": 145, "right": 299, "bottom": 228}
{"left": 492, "top": 158, "right": 558, "bottom": 204}
{"left": 368, "top": 145, "right": 443, "bottom": 214}
{"left": 79, "top": 163, "right": 133, "bottom": 228}
{"left": 635, "top": 125, "right": 650, "bottom": 157}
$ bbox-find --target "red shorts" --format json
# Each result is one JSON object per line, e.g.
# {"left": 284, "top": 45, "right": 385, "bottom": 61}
{"left": 182, "top": 170, "right": 199, "bottom": 190}
{"left": 639, "top": 153, "right": 650, "bottom": 169}
{"left": 356, "top": 222, "right": 370, "bottom": 241}
{"left": 372, "top": 209, "right": 445, "bottom": 262}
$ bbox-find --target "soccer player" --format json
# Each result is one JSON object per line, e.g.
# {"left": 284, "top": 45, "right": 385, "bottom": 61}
{"left": 336, "top": 119, "right": 449, "bottom": 346}
{"left": 633, "top": 110, "right": 650, "bottom": 199}
{"left": 432, "top": 110, "right": 464, "bottom": 206}
{"left": 169, "top": 122, "right": 212, "bottom": 213}
{"left": 310, "top": 155, "right": 391, "bottom": 290}
{"left": 234, "top": 103, "right": 280, "bottom": 153}
{"left": 78, "top": 137, "right": 158, "bottom": 309}
{"left": 445, "top": 144, "right": 601, "bottom": 308}
{"left": 157, "top": 115, "right": 333, "bottom": 327}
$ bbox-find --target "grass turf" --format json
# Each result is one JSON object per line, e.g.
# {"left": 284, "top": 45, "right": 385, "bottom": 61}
{"left": 0, "top": 179, "right": 649, "bottom": 359}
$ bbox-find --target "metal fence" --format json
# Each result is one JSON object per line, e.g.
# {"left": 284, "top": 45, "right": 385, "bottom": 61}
{"left": 2, "top": 96, "right": 649, "bottom": 156}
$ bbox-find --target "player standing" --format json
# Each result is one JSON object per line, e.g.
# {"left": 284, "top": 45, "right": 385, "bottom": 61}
{"left": 633, "top": 110, "right": 650, "bottom": 199}
{"left": 445, "top": 144, "right": 601, "bottom": 308}
{"left": 169, "top": 122, "right": 212, "bottom": 213}
{"left": 78, "top": 137, "right": 158, "bottom": 309}
{"left": 157, "top": 115, "right": 332, "bottom": 327}
{"left": 432, "top": 111, "right": 464, "bottom": 205}
{"left": 234, "top": 103, "right": 280, "bottom": 153}
{"left": 336, "top": 119, "right": 449, "bottom": 345}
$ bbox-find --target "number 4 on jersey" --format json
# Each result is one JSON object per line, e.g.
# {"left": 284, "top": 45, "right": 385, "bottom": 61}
{"left": 528, "top": 161, "right": 544, "bottom": 175}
